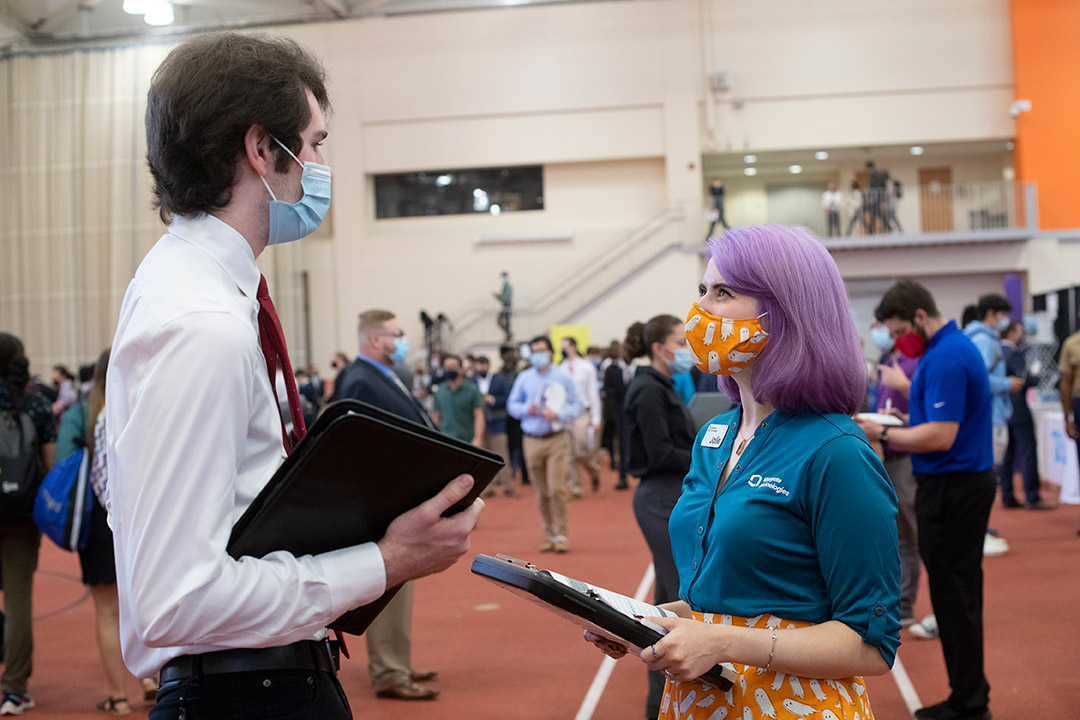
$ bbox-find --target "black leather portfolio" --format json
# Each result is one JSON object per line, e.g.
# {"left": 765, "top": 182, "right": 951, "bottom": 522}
{"left": 471, "top": 554, "right": 735, "bottom": 689}
{"left": 228, "top": 399, "right": 504, "bottom": 635}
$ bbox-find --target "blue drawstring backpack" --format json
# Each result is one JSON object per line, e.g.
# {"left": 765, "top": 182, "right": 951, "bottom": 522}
{"left": 33, "top": 447, "right": 93, "bottom": 551}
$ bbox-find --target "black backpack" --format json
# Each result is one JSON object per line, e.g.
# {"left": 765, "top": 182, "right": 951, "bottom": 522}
{"left": 0, "top": 409, "right": 41, "bottom": 522}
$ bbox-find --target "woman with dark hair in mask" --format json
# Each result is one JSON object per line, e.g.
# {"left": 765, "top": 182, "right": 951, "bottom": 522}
{"left": 622, "top": 315, "right": 697, "bottom": 719}
{"left": 0, "top": 333, "right": 57, "bottom": 715}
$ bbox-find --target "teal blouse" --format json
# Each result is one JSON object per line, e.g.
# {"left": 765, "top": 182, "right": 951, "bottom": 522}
{"left": 669, "top": 406, "right": 901, "bottom": 666}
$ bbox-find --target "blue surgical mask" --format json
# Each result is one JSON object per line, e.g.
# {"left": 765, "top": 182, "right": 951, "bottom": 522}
{"left": 530, "top": 351, "right": 551, "bottom": 369}
{"left": 390, "top": 336, "right": 409, "bottom": 366}
{"left": 871, "top": 326, "right": 894, "bottom": 352}
{"left": 261, "top": 136, "right": 331, "bottom": 245}
{"left": 996, "top": 316, "right": 1011, "bottom": 332}
{"left": 669, "top": 347, "right": 696, "bottom": 374}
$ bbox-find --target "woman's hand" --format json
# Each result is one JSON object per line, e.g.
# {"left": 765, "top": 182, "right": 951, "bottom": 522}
{"left": 583, "top": 629, "right": 629, "bottom": 659}
{"left": 638, "top": 616, "right": 728, "bottom": 681}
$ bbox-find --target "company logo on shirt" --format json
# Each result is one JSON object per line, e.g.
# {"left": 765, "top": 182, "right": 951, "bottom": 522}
{"left": 933, "top": 401, "right": 946, "bottom": 409}
{"left": 747, "top": 474, "right": 789, "bottom": 496}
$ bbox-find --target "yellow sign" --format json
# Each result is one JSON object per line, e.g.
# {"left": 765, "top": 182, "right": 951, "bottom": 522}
{"left": 551, "top": 325, "right": 590, "bottom": 364}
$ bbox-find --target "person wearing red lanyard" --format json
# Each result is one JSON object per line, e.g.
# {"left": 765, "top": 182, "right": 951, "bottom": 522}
{"left": 105, "top": 33, "right": 482, "bottom": 720}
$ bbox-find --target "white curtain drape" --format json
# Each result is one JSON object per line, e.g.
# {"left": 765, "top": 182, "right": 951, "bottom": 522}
{"left": 1, "top": 42, "right": 310, "bottom": 380}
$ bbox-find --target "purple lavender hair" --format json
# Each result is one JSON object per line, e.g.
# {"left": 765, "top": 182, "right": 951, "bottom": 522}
{"left": 708, "top": 225, "right": 865, "bottom": 416}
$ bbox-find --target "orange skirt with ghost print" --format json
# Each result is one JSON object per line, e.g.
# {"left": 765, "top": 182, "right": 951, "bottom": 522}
{"left": 658, "top": 612, "right": 876, "bottom": 720}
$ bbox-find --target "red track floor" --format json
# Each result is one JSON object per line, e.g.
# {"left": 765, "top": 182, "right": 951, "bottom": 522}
{"left": 17, "top": 470, "right": 1080, "bottom": 719}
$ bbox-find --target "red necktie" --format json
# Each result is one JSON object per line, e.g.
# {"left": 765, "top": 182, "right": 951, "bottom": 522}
{"left": 256, "top": 274, "right": 307, "bottom": 454}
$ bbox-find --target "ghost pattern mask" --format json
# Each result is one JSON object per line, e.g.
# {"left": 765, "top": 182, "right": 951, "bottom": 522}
{"left": 684, "top": 302, "right": 769, "bottom": 375}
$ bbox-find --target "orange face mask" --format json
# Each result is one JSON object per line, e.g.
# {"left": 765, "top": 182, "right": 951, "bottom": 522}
{"left": 684, "top": 302, "right": 769, "bottom": 375}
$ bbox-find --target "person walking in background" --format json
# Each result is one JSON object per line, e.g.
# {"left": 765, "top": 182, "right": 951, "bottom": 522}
{"left": 857, "top": 279, "right": 994, "bottom": 720}
{"left": 0, "top": 333, "right": 57, "bottom": 716}
{"left": 494, "top": 271, "right": 513, "bottom": 343}
{"left": 822, "top": 181, "right": 843, "bottom": 237}
{"left": 705, "top": 178, "right": 729, "bottom": 238}
{"left": 55, "top": 349, "right": 159, "bottom": 715}
{"left": 472, "top": 355, "right": 516, "bottom": 498}
{"left": 999, "top": 320, "right": 1052, "bottom": 510}
{"left": 560, "top": 337, "right": 602, "bottom": 496}
{"left": 845, "top": 179, "right": 866, "bottom": 236}
{"left": 587, "top": 225, "right": 900, "bottom": 720}
{"left": 507, "top": 336, "right": 584, "bottom": 553}
{"left": 964, "top": 295, "right": 1024, "bottom": 473}
{"left": 432, "top": 354, "right": 485, "bottom": 448}
{"left": 601, "top": 342, "right": 631, "bottom": 490}
{"left": 622, "top": 314, "right": 696, "bottom": 720}
{"left": 50, "top": 365, "right": 78, "bottom": 420}
{"left": 1059, "top": 328, "right": 1080, "bottom": 535}
{"left": 336, "top": 309, "right": 443, "bottom": 702}
{"left": 871, "top": 322, "right": 922, "bottom": 628}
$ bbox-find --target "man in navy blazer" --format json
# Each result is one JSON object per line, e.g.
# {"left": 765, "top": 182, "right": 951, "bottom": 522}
{"left": 336, "top": 309, "right": 439, "bottom": 701}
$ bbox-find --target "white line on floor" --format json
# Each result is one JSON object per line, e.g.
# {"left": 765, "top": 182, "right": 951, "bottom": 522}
{"left": 891, "top": 653, "right": 922, "bottom": 716}
{"left": 575, "top": 563, "right": 655, "bottom": 720}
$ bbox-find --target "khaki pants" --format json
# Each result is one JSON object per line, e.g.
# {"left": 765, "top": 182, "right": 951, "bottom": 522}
{"left": 483, "top": 432, "right": 514, "bottom": 494}
{"left": 568, "top": 413, "right": 599, "bottom": 494}
{"left": 366, "top": 581, "right": 414, "bottom": 692}
{"left": 523, "top": 432, "right": 572, "bottom": 541}
{"left": 0, "top": 522, "right": 40, "bottom": 695}
{"left": 991, "top": 424, "right": 1008, "bottom": 467}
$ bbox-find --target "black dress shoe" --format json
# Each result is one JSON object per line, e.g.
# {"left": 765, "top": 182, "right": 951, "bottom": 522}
{"left": 914, "top": 701, "right": 991, "bottom": 720}
{"left": 375, "top": 682, "right": 439, "bottom": 701}
{"left": 410, "top": 668, "right": 438, "bottom": 682}
{"left": 1001, "top": 499, "right": 1021, "bottom": 508}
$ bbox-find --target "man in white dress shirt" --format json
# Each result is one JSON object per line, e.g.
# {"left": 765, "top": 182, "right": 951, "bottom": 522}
{"left": 560, "top": 337, "right": 602, "bottom": 496}
{"left": 105, "top": 33, "right": 482, "bottom": 719}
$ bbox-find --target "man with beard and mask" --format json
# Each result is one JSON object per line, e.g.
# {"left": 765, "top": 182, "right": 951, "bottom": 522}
{"left": 856, "top": 279, "right": 994, "bottom": 720}
{"left": 105, "top": 34, "right": 482, "bottom": 719}
{"left": 507, "top": 336, "right": 584, "bottom": 553}
{"left": 869, "top": 321, "right": 922, "bottom": 628}
{"left": 432, "top": 355, "right": 485, "bottom": 448}
{"left": 336, "top": 310, "right": 443, "bottom": 701}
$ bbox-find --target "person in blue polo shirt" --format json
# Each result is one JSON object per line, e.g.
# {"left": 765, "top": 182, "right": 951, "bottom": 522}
{"left": 586, "top": 225, "right": 900, "bottom": 720}
{"left": 856, "top": 279, "right": 994, "bottom": 720}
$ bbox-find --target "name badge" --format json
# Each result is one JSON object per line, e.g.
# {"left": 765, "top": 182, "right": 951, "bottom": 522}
{"left": 701, "top": 424, "right": 729, "bottom": 448}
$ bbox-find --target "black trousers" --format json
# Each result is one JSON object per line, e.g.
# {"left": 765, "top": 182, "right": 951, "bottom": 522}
{"left": 150, "top": 669, "right": 351, "bottom": 720}
{"left": 633, "top": 476, "right": 683, "bottom": 720}
{"left": 999, "top": 419, "right": 1040, "bottom": 505}
{"left": 916, "top": 469, "right": 996, "bottom": 714}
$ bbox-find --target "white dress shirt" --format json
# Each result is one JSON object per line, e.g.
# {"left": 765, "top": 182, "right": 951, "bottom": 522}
{"left": 105, "top": 213, "right": 385, "bottom": 676}
{"left": 561, "top": 357, "right": 602, "bottom": 425}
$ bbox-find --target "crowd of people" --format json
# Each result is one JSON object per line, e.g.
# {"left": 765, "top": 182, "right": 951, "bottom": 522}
{"left": 2, "top": 31, "right": 1078, "bottom": 720}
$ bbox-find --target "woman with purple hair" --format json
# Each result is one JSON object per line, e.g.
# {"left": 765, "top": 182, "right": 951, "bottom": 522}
{"left": 587, "top": 226, "right": 900, "bottom": 720}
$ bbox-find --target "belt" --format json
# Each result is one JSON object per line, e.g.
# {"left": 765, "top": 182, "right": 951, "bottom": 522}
{"left": 525, "top": 430, "right": 563, "bottom": 439}
{"left": 160, "top": 639, "right": 337, "bottom": 685}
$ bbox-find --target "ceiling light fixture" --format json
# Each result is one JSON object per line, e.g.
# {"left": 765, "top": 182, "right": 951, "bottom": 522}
{"left": 744, "top": 167, "right": 758, "bottom": 176}
{"left": 143, "top": 0, "right": 174, "bottom": 25}
{"left": 122, "top": 0, "right": 153, "bottom": 13}
{"left": 910, "top": 146, "right": 924, "bottom": 156}
{"left": 788, "top": 165, "right": 802, "bottom": 174}
{"left": 743, "top": 155, "right": 757, "bottom": 164}
{"left": 815, "top": 151, "right": 829, "bottom": 160}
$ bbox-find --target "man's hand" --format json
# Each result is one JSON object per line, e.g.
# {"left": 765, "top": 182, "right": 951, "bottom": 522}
{"left": 1009, "top": 376, "right": 1025, "bottom": 393}
{"left": 542, "top": 408, "right": 559, "bottom": 422}
{"left": 879, "top": 360, "right": 910, "bottom": 395}
{"left": 484, "top": 394, "right": 495, "bottom": 406}
{"left": 1068, "top": 417, "right": 1079, "bottom": 441}
{"left": 528, "top": 403, "right": 543, "bottom": 417}
{"left": 378, "top": 475, "right": 484, "bottom": 589}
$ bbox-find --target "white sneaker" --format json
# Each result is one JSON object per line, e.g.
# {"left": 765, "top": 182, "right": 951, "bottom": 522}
{"left": 908, "top": 614, "right": 939, "bottom": 639}
{"left": 983, "top": 532, "right": 1009, "bottom": 556}
{"left": 0, "top": 692, "right": 34, "bottom": 715}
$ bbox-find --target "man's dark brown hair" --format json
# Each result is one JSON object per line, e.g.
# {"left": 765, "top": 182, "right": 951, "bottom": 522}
{"left": 875, "top": 279, "right": 940, "bottom": 323}
{"left": 145, "top": 32, "right": 331, "bottom": 223}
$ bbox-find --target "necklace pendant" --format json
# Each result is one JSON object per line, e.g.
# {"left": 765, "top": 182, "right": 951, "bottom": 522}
{"left": 736, "top": 437, "right": 748, "bottom": 454}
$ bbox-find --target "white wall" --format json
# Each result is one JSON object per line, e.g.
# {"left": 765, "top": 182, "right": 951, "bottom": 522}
{"left": 702, "top": 0, "right": 1014, "bottom": 152}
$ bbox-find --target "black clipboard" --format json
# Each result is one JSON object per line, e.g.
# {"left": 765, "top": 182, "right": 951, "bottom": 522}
{"left": 227, "top": 399, "right": 504, "bottom": 635}
{"left": 471, "top": 554, "right": 735, "bottom": 690}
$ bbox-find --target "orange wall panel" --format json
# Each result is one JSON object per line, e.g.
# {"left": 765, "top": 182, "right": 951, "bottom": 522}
{"left": 1009, "top": 0, "right": 1080, "bottom": 230}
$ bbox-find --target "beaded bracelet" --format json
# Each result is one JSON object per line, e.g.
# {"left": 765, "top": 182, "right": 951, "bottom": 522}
{"left": 764, "top": 629, "right": 778, "bottom": 671}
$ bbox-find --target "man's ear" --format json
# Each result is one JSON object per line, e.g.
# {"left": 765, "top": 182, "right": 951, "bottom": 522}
{"left": 913, "top": 308, "right": 928, "bottom": 330}
{"left": 243, "top": 125, "right": 273, "bottom": 178}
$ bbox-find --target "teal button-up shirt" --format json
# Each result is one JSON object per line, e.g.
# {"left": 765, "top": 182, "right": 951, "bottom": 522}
{"left": 669, "top": 406, "right": 901, "bottom": 666}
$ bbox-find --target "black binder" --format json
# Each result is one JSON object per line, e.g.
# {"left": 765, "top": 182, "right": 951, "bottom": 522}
{"left": 471, "top": 554, "right": 735, "bottom": 690}
{"left": 228, "top": 399, "right": 504, "bottom": 635}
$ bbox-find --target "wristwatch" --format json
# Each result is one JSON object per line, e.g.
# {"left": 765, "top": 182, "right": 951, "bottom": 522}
{"left": 879, "top": 426, "right": 890, "bottom": 444}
